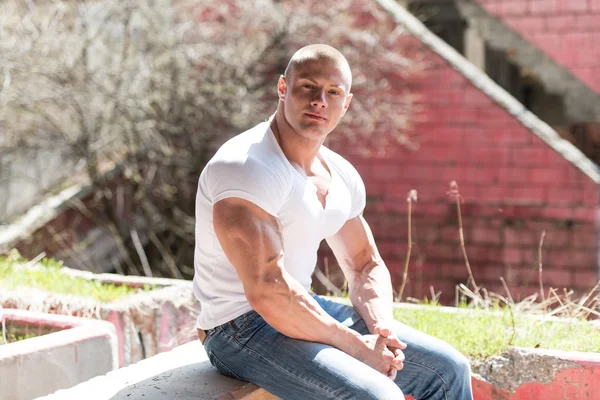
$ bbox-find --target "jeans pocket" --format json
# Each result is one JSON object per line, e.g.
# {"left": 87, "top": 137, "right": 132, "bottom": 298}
{"left": 208, "top": 350, "right": 244, "bottom": 381}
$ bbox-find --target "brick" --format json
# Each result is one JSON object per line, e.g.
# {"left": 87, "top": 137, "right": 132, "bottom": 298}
{"left": 511, "top": 147, "right": 549, "bottom": 166}
{"left": 572, "top": 269, "right": 600, "bottom": 289}
{"left": 541, "top": 230, "right": 572, "bottom": 247}
{"left": 593, "top": 1, "right": 600, "bottom": 12}
{"left": 463, "top": 88, "right": 495, "bottom": 106}
{"left": 494, "top": 167, "right": 531, "bottom": 184}
{"left": 477, "top": 186, "right": 512, "bottom": 204}
{"left": 467, "top": 147, "right": 512, "bottom": 166}
{"left": 477, "top": 106, "right": 513, "bottom": 123}
{"left": 504, "top": 226, "right": 537, "bottom": 246}
{"left": 540, "top": 269, "right": 572, "bottom": 288}
{"left": 566, "top": 251, "right": 598, "bottom": 268}
{"left": 417, "top": 88, "right": 465, "bottom": 105}
{"left": 566, "top": 164, "right": 592, "bottom": 183}
{"left": 529, "top": 167, "right": 570, "bottom": 183}
{"left": 468, "top": 226, "right": 503, "bottom": 245}
{"left": 547, "top": 186, "right": 584, "bottom": 206}
{"left": 563, "top": 32, "right": 592, "bottom": 52}
{"left": 503, "top": 247, "right": 537, "bottom": 265}
{"left": 574, "top": 14, "right": 600, "bottom": 31}
{"left": 500, "top": 1, "right": 529, "bottom": 15}
{"left": 516, "top": 16, "right": 548, "bottom": 32}
{"left": 529, "top": 0, "right": 559, "bottom": 14}
{"left": 509, "top": 186, "right": 548, "bottom": 205}
{"left": 538, "top": 206, "right": 575, "bottom": 220}
{"left": 438, "top": 107, "right": 481, "bottom": 124}
{"left": 557, "top": 0, "right": 589, "bottom": 12}
{"left": 583, "top": 185, "right": 599, "bottom": 206}
{"left": 572, "top": 208, "right": 598, "bottom": 223}
{"left": 546, "top": 15, "right": 578, "bottom": 32}
{"left": 466, "top": 246, "right": 504, "bottom": 265}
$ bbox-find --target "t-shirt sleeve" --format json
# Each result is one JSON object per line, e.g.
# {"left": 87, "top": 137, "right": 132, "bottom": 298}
{"left": 347, "top": 162, "right": 366, "bottom": 219}
{"left": 202, "top": 157, "right": 289, "bottom": 217}
{"left": 349, "top": 168, "right": 367, "bottom": 219}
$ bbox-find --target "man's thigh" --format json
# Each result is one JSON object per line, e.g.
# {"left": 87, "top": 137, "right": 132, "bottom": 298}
{"left": 316, "top": 296, "right": 472, "bottom": 400}
{"left": 204, "top": 308, "right": 402, "bottom": 400}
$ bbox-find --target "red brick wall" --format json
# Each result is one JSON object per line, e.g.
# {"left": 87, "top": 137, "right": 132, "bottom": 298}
{"left": 473, "top": 0, "right": 600, "bottom": 94}
{"left": 326, "top": 32, "right": 599, "bottom": 304}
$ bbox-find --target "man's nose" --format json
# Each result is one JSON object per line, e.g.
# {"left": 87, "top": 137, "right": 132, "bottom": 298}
{"left": 311, "top": 89, "right": 327, "bottom": 108}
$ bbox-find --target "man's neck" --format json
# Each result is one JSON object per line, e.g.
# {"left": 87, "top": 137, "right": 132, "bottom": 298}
{"left": 270, "top": 112, "right": 325, "bottom": 174}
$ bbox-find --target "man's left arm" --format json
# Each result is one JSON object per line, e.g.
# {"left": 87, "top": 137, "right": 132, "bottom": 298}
{"left": 326, "top": 214, "right": 396, "bottom": 337}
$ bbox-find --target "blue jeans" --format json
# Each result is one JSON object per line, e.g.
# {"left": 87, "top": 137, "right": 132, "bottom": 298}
{"left": 203, "top": 295, "right": 473, "bottom": 400}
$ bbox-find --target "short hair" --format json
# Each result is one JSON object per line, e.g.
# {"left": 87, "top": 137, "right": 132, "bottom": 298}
{"left": 283, "top": 44, "right": 352, "bottom": 91}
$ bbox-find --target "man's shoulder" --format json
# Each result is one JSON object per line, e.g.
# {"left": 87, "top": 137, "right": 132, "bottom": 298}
{"left": 203, "top": 121, "right": 291, "bottom": 188}
{"left": 212, "top": 121, "right": 270, "bottom": 161}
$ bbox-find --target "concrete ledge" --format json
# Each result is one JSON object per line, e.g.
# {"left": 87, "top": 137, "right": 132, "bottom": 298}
{"left": 1, "top": 263, "right": 200, "bottom": 367}
{"left": 0, "top": 308, "right": 118, "bottom": 400}
{"left": 37, "top": 340, "right": 276, "bottom": 400}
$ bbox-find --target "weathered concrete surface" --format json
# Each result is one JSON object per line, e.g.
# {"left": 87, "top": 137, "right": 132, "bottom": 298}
{"left": 472, "top": 347, "right": 600, "bottom": 400}
{"left": 0, "top": 309, "right": 118, "bottom": 400}
{"left": 38, "top": 340, "right": 275, "bottom": 400}
{"left": 0, "top": 265, "right": 200, "bottom": 367}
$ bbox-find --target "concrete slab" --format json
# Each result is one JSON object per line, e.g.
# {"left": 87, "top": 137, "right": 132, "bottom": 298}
{"left": 38, "top": 340, "right": 275, "bottom": 400}
{"left": 0, "top": 309, "right": 118, "bottom": 400}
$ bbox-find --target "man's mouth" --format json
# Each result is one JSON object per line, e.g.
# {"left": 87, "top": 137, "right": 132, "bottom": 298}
{"left": 305, "top": 113, "right": 327, "bottom": 121}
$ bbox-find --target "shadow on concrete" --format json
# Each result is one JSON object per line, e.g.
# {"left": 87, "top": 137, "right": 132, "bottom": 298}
{"left": 108, "top": 360, "right": 246, "bottom": 400}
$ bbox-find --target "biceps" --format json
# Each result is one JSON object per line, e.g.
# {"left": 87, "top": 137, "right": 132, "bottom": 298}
{"left": 213, "top": 198, "right": 284, "bottom": 285}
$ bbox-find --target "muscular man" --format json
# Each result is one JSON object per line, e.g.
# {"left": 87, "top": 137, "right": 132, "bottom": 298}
{"left": 193, "top": 44, "right": 473, "bottom": 399}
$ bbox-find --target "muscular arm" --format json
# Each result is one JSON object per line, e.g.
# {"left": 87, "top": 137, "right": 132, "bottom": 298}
{"left": 213, "top": 197, "right": 362, "bottom": 354}
{"left": 326, "top": 215, "right": 394, "bottom": 334}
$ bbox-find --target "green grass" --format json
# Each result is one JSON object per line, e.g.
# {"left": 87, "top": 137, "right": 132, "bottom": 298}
{"left": 0, "top": 253, "right": 153, "bottom": 302}
{"left": 394, "top": 305, "right": 600, "bottom": 358}
{"left": 2, "top": 330, "right": 38, "bottom": 344}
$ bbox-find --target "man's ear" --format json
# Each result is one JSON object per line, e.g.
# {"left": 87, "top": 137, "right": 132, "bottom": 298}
{"left": 341, "top": 93, "right": 353, "bottom": 117}
{"left": 277, "top": 75, "right": 287, "bottom": 101}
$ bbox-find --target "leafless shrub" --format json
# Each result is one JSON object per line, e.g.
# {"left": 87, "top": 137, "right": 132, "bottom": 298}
{"left": 0, "top": 0, "right": 421, "bottom": 276}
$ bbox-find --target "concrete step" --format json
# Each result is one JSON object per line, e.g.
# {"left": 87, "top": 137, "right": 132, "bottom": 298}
{"left": 37, "top": 340, "right": 276, "bottom": 400}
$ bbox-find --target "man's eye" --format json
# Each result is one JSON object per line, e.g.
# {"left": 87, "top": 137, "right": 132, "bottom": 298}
{"left": 329, "top": 90, "right": 340, "bottom": 95}
{"left": 303, "top": 84, "right": 315, "bottom": 89}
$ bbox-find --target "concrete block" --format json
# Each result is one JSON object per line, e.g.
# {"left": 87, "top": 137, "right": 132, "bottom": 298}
{"left": 37, "top": 340, "right": 276, "bottom": 400}
{"left": 0, "top": 308, "right": 118, "bottom": 400}
{"left": 0, "top": 264, "right": 200, "bottom": 367}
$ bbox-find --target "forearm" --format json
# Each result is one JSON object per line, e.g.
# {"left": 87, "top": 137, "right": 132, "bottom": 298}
{"left": 248, "top": 270, "right": 363, "bottom": 356}
{"left": 348, "top": 261, "right": 394, "bottom": 334}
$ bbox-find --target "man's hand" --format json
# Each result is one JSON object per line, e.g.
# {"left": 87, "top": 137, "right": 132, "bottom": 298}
{"left": 373, "top": 321, "right": 407, "bottom": 380}
{"left": 353, "top": 334, "right": 406, "bottom": 380}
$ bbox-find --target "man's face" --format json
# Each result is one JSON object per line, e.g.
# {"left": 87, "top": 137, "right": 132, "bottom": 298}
{"left": 278, "top": 59, "right": 352, "bottom": 141}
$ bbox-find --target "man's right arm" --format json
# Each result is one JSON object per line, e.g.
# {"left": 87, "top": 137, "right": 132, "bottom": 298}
{"left": 213, "top": 197, "right": 401, "bottom": 376}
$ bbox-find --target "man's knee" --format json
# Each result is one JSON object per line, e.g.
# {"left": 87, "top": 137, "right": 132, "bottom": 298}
{"left": 446, "top": 349, "right": 471, "bottom": 379}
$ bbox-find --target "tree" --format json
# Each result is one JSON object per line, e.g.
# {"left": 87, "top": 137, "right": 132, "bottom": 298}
{"left": 0, "top": 0, "right": 420, "bottom": 277}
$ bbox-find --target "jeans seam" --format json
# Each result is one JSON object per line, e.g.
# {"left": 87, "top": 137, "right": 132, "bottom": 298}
{"left": 404, "top": 359, "right": 449, "bottom": 400}
{"left": 241, "top": 341, "right": 340, "bottom": 398}
{"left": 209, "top": 350, "right": 245, "bottom": 381}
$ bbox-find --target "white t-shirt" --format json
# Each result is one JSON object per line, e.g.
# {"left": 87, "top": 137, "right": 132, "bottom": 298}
{"left": 193, "top": 121, "right": 366, "bottom": 329}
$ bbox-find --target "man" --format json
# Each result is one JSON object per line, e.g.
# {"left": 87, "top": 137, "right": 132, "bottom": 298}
{"left": 193, "top": 44, "right": 473, "bottom": 399}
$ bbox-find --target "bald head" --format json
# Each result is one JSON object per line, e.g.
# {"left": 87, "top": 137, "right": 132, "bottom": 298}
{"left": 284, "top": 44, "right": 352, "bottom": 91}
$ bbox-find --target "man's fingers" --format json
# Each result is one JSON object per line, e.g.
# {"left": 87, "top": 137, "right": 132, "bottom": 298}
{"left": 373, "top": 324, "right": 392, "bottom": 337}
{"left": 384, "top": 336, "right": 407, "bottom": 349}
{"left": 392, "top": 349, "right": 405, "bottom": 370}
{"left": 387, "top": 366, "right": 397, "bottom": 380}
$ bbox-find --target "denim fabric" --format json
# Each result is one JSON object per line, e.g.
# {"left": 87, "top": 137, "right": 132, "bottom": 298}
{"left": 203, "top": 295, "right": 473, "bottom": 400}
